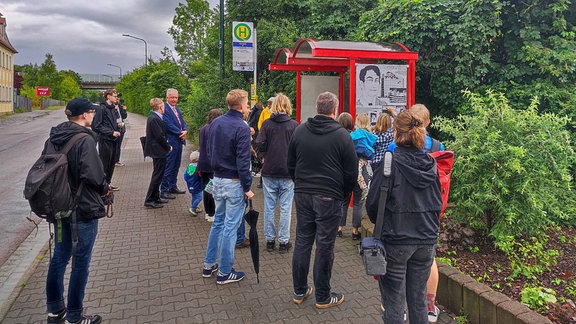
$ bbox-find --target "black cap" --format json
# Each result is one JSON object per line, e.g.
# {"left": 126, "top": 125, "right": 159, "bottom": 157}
{"left": 65, "top": 98, "right": 94, "bottom": 117}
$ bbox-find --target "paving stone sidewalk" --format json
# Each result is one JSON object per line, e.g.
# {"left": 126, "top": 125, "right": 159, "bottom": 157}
{"left": 1, "top": 112, "right": 456, "bottom": 323}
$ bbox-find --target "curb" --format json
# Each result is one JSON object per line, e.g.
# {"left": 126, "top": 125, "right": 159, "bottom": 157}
{"left": 361, "top": 218, "right": 553, "bottom": 324}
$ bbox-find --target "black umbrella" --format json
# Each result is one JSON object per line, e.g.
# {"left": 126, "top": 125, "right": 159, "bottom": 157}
{"left": 139, "top": 136, "right": 147, "bottom": 160}
{"left": 244, "top": 199, "right": 260, "bottom": 283}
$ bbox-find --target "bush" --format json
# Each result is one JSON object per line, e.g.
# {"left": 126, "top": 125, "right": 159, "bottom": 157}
{"left": 435, "top": 90, "right": 576, "bottom": 243}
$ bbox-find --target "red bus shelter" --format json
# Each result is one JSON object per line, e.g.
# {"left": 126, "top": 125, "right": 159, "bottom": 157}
{"left": 268, "top": 39, "right": 418, "bottom": 122}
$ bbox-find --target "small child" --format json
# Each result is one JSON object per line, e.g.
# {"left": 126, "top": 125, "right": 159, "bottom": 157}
{"left": 183, "top": 151, "right": 203, "bottom": 216}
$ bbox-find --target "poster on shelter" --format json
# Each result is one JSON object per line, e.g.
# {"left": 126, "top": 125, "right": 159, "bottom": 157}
{"left": 355, "top": 64, "right": 408, "bottom": 120}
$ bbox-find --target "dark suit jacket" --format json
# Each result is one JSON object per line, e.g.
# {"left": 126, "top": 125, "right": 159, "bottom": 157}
{"left": 144, "top": 113, "right": 171, "bottom": 158}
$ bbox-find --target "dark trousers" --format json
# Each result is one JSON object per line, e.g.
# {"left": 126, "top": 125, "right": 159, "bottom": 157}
{"left": 200, "top": 171, "right": 215, "bottom": 216}
{"left": 339, "top": 183, "right": 364, "bottom": 228}
{"left": 98, "top": 139, "right": 117, "bottom": 184}
{"left": 145, "top": 158, "right": 166, "bottom": 203}
{"left": 292, "top": 192, "right": 342, "bottom": 302}
{"left": 115, "top": 131, "right": 125, "bottom": 162}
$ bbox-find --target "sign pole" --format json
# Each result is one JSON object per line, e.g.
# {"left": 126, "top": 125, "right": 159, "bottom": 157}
{"left": 252, "top": 28, "right": 258, "bottom": 106}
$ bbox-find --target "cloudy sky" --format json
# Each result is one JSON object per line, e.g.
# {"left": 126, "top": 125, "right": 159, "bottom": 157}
{"left": 3, "top": 0, "right": 218, "bottom": 75}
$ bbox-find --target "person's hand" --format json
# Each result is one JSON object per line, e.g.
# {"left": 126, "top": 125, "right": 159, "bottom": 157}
{"left": 179, "top": 130, "right": 188, "bottom": 139}
{"left": 386, "top": 107, "right": 397, "bottom": 117}
{"left": 250, "top": 127, "right": 255, "bottom": 136}
{"left": 113, "top": 131, "right": 121, "bottom": 137}
{"left": 101, "top": 185, "right": 112, "bottom": 197}
{"left": 245, "top": 190, "right": 254, "bottom": 200}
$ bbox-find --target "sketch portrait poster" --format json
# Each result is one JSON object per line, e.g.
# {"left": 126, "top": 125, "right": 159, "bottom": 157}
{"left": 355, "top": 64, "right": 408, "bottom": 119}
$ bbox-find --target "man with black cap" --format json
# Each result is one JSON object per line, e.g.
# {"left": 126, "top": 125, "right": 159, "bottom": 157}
{"left": 45, "top": 98, "right": 110, "bottom": 324}
{"left": 92, "top": 89, "right": 121, "bottom": 190}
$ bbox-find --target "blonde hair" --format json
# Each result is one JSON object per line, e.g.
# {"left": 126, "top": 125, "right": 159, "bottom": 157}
{"left": 150, "top": 98, "right": 163, "bottom": 111}
{"left": 374, "top": 113, "right": 392, "bottom": 133}
{"left": 355, "top": 113, "right": 370, "bottom": 130}
{"left": 409, "top": 104, "right": 430, "bottom": 124}
{"left": 270, "top": 93, "right": 292, "bottom": 115}
{"left": 394, "top": 110, "right": 426, "bottom": 149}
{"left": 226, "top": 89, "right": 248, "bottom": 110}
{"left": 336, "top": 112, "right": 354, "bottom": 131}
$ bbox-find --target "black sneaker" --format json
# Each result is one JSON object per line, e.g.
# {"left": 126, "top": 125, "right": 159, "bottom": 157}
{"left": 66, "top": 314, "right": 102, "bottom": 324}
{"left": 202, "top": 264, "right": 218, "bottom": 278}
{"left": 266, "top": 241, "right": 275, "bottom": 252}
{"left": 352, "top": 232, "right": 361, "bottom": 240}
{"left": 292, "top": 286, "right": 313, "bottom": 304}
{"left": 278, "top": 242, "right": 292, "bottom": 254}
{"left": 47, "top": 310, "right": 66, "bottom": 324}
{"left": 315, "top": 292, "right": 344, "bottom": 309}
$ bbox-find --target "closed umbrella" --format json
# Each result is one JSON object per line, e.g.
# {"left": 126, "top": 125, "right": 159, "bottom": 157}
{"left": 244, "top": 199, "right": 260, "bottom": 283}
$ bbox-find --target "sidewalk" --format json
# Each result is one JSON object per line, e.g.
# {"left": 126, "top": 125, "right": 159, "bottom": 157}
{"left": 1, "top": 112, "right": 456, "bottom": 323}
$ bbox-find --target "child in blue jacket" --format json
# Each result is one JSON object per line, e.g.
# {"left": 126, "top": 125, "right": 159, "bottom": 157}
{"left": 184, "top": 151, "right": 203, "bottom": 216}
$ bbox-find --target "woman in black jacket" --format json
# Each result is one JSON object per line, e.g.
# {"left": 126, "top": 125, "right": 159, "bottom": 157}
{"left": 378, "top": 110, "right": 442, "bottom": 324}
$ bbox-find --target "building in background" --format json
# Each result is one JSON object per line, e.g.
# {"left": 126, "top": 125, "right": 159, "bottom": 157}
{"left": 0, "top": 12, "right": 18, "bottom": 114}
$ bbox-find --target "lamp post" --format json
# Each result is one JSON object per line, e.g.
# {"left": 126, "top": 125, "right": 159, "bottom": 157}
{"left": 107, "top": 63, "right": 122, "bottom": 78}
{"left": 122, "top": 34, "right": 148, "bottom": 66}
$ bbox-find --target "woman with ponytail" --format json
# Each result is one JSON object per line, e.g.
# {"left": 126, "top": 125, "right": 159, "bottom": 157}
{"left": 377, "top": 110, "right": 442, "bottom": 324}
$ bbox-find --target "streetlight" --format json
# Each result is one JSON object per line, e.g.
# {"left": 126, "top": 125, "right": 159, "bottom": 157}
{"left": 122, "top": 34, "right": 148, "bottom": 66}
{"left": 107, "top": 63, "right": 122, "bottom": 78}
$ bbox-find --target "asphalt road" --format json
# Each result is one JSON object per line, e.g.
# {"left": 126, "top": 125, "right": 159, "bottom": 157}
{"left": 0, "top": 109, "right": 65, "bottom": 266}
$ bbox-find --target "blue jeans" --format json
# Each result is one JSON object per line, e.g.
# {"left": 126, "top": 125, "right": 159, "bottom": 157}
{"left": 204, "top": 177, "right": 245, "bottom": 275}
{"left": 262, "top": 177, "right": 294, "bottom": 244}
{"left": 236, "top": 217, "right": 246, "bottom": 245}
{"left": 190, "top": 190, "right": 202, "bottom": 209}
{"left": 379, "top": 244, "right": 436, "bottom": 324}
{"left": 46, "top": 220, "right": 99, "bottom": 323}
{"left": 292, "top": 193, "right": 341, "bottom": 302}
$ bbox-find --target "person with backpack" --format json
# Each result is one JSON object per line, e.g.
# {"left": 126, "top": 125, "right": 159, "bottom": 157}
{"left": 386, "top": 103, "right": 445, "bottom": 322}
{"left": 45, "top": 98, "right": 110, "bottom": 324}
{"left": 375, "top": 110, "right": 442, "bottom": 324}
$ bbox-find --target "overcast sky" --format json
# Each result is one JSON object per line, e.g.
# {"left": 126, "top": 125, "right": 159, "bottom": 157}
{"left": 3, "top": 0, "right": 218, "bottom": 75}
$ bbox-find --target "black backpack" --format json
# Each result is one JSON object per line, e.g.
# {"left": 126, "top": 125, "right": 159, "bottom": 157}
{"left": 23, "top": 133, "right": 87, "bottom": 223}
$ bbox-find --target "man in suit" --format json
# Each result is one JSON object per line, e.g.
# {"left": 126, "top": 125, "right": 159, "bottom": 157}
{"left": 144, "top": 98, "right": 172, "bottom": 209}
{"left": 160, "top": 88, "right": 188, "bottom": 199}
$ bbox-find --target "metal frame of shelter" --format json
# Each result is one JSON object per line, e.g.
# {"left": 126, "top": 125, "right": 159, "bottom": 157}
{"left": 269, "top": 39, "right": 418, "bottom": 122}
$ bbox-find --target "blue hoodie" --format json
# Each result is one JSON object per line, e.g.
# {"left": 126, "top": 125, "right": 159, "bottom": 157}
{"left": 350, "top": 128, "right": 378, "bottom": 160}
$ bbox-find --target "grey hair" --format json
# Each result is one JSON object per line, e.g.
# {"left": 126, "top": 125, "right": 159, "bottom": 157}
{"left": 316, "top": 92, "right": 338, "bottom": 116}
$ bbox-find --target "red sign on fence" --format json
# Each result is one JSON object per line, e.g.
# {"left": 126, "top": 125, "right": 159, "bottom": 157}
{"left": 36, "top": 86, "right": 50, "bottom": 97}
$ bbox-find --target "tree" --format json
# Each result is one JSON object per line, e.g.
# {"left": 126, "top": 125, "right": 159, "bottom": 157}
{"left": 357, "top": 0, "right": 576, "bottom": 118}
{"left": 168, "top": 0, "right": 215, "bottom": 68}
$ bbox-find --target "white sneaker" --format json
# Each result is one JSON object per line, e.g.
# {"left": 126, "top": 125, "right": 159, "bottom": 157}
{"left": 428, "top": 305, "right": 440, "bottom": 323}
{"left": 205, "top": 215, "right": 214, "bottom": 222}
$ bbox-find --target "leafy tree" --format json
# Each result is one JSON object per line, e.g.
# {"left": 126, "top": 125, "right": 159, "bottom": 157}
{"left": 435, "top": 90, "right": 576, "bottom": 243}
{"left": 168, "top": 0, "right": 216, "bottom": 69}
{"left": 58, "top": 75, "right": 82, "bottom": 101}
{"left": 357, "top": 0, "right": 576, "bottom": 118}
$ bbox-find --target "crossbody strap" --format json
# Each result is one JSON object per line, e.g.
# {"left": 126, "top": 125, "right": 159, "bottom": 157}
{"left": 374, "top": 151, "right": 392, "bottom": 239}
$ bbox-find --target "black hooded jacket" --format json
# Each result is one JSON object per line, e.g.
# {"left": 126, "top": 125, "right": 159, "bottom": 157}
{"left": 92, "top": 102, "right": 120, "bottom": 141}
{"left": 253, "top": 113, "right": 298, "bottom": 178}
{"left": 373, "top": 146, "right": 442, "bottom": 245}
{"left": 287, "top": 115, "right": 358, "bottom": 200}
{"left": 46, "top": 121, "right": 109, "bottom": 221}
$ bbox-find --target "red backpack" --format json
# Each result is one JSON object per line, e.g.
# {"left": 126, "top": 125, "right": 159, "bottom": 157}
{"left": 428, "top": 150, "right": 454, "bottom": 219}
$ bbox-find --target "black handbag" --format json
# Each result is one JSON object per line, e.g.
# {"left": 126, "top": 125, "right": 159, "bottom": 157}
{"left": 360, "top": 151, "right": 392, "bottom": 276}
